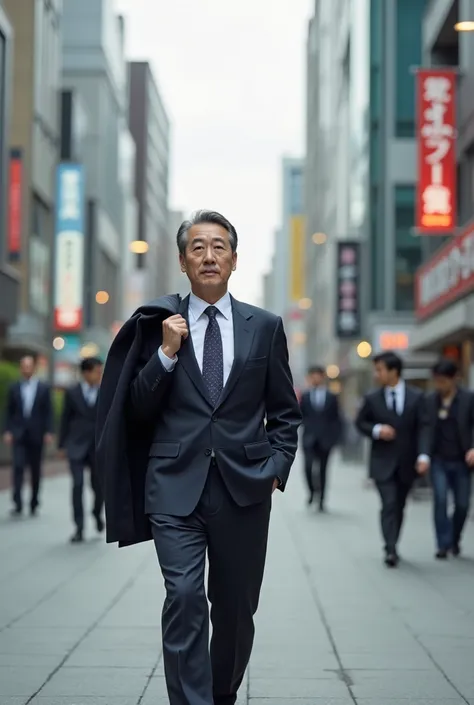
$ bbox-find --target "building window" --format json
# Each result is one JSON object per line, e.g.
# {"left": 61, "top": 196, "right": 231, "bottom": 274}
{"left": 395, "top": 0, "right": 425, "bottom": 138}
{"left": 394, "top": 185, "right": 422, "bottom": 311}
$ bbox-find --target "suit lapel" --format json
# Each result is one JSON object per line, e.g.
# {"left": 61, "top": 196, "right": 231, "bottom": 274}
{"left": 176, "top": 295, "right": 213, "bottom": 406}
{"left": 215, "top": 297, "right": 255, "bottom": 410}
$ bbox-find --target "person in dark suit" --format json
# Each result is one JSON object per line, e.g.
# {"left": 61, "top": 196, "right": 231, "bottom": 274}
{"left": 300, "top": 365, "right": 342, "bottom": 510}
{"left": 2, "top": 355, "right": 53, "bottom": 516}
{"left": 111, "top": 210, "right": 301, "bottom": 705}
{"left": 58, "top": 357, "right": 104, "bottom": 543}
{"left": 423, "top": 359, "right": 474, "bottom": 559}
{"left": 356, "top": 351, "right": 429, "bottom": 567}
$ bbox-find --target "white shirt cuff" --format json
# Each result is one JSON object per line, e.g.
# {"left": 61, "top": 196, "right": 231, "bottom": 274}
{"left": 372, "top": 424, "right": 382, "bottom": 440}
{"left": 158, "top": 347, "right": 177, "bottom": 372}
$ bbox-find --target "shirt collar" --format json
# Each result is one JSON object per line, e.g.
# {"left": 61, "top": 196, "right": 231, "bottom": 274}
{"left": 386, "top": 380, "right": 405, "bottom": 395}
{"left": 189, "top": 291, "right": 232, "bottom": 322}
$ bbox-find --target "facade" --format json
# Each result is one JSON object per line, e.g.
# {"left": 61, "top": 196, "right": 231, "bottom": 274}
{"left": 411, "top": 0, "right": 474, "bottom": 383}
{"left": 2, "top": 0, "right": 62, "bottom": 366}
{"left": 0, "top": 2, "right": 19, "bottom": 350}
{"left": 61, "top": 0, "right": 128, "bottom": 361}
{"left": 128, "top": 61, "right": 170, "bottom": 302}
{"left": 305, "top": 0, "right": 434, "bottom": 403}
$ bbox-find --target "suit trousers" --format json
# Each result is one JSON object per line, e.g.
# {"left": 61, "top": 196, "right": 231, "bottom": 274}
{"left": 375, "top": 470, "right": 412, "bottom": 553}
{"left": 304, "top": 443, "right": 330, "bottom": 504}
{"left": 69, "top": 454, "right": 103, "bottom": 530}
{"left": 12, "top": 439, "right": 43, "bottom": 511}
{"left": 149, "top": 459, "right": 272, "bottom": 705}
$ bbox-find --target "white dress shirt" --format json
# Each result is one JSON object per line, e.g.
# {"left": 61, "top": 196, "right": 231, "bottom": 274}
{"left": 311, "top": 386, "right": 327, "bottom": 409}
{"left": 159, "top": 292, "right": 234, "bottom": 382}
{"left": 372, "top": 381, "right": 405, "bottom": 439}
{"left": 81, "top": 381, "right": 98, "bottom": 406}
{"left": 21, "top": 378, "right": 39, "bottom": 418}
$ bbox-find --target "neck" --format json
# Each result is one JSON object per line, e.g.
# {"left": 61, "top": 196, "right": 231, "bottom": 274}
{"left": 387, "top": 378, "right": 400, "bottom": 389}
{"left": 191, "top": 286, "right": 228, "bottom": 305}
{"left": 441, "top": 387, "right": 456, "bottom": 400}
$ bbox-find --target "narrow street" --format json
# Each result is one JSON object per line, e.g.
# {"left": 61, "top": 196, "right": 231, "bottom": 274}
{"left": 1, "top": 455, "right": 474, "bottom": 704}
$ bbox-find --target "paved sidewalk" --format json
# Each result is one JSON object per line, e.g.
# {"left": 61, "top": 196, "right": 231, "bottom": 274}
{"left": 1, "top": 453, "right": 474, "bottom": 705}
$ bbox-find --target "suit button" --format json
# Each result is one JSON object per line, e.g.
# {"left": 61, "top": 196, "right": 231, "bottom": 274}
{"left": 205, "top": 449, "right": 211, "bottom": 456}
{"left": 211, "top": 415, "right": 217, "bottom": 422}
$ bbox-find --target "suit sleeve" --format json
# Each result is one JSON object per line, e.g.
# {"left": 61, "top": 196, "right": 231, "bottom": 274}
{"left": 58, "top": 390, "right": 72, "bottom": 449}
{"left": 44, "top": 385, "right": 54, "bottom": 434}
{"left": 3, "top": 384, "right": 15, "bottom": 433}
{"left": 355, "top": 395, "right": 375, "bottom": 438}
{"left": 129, "top": 344, "right": 174, "bottom": 421}
{"left": 264, "top": 317, "right": 302, "bottom": 490}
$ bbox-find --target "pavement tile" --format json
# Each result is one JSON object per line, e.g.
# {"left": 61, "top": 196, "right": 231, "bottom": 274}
{"left": 0, "top": 667, "right": 50, "bottom": 697}
{"left": 248, "top": 677, "right": 350, "bottom": 699}
{"left": 29, "top": 699, "right": 141, "bottom": 705}
{"left": 349, "top": 670, "right": 460, "bottom": 699}
{"left": 38, "top": 667, "right": 151, "bottom": 697}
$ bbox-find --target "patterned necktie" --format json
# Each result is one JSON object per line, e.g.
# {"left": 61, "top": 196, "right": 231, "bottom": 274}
{"left": 202, "top": 306, "right": 224, "bottom": 406}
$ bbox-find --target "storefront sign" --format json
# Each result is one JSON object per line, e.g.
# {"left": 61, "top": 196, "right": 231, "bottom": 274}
{"left": 335, "top": 242, "right": 361, "bottom": 338}
{"left": 54, "top": 163, "right": 85, "bottom": 332}
{"left": 289, "top": 215, "right": 305, "bottom": 301}
{"left": 375, "top": 330, "right": 411, "bottom": 352}
{"left": 415, "top": 220, "right": 474, "bottom": 320}
{"left": 8, "top": 149, "right": 22, "bottom": 258}
{"left": 415, "top": 69, "right": 457, "bottom": 234}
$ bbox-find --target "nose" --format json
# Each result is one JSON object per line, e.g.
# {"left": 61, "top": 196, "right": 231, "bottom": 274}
{"left": 203, "top": 247, "right": 216, "bottom": 264}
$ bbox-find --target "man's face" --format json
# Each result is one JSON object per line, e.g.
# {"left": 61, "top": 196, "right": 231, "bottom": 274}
{"left": 308, "top": 372, "right": 324, "bottom": 387}
{"left": 179, "top": 223, "right": 237, "bottom": 292}
{"left": 20, "top": 357, "right": 36, "bottom": 380}
{"left": 374, "top": 361, "right": 391, "bottom": 387}
{"left": 433, "top": 374, "right": 455, "bottom": 397}
{"left": 84, "top": 365, "right": 103, "bottom": 387}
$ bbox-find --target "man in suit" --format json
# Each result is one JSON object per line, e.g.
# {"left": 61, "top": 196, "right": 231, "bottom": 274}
{"left": 300, "top": 365, "right": 342, "bottom": 510}
{"left": 125, "top": 210, "right": 301, "bottom": 705}
{"left": 423, "top": 359, "right": 474, "bottom": 559}
{"left": 2, "top": 355, "right": 53, "bottom": 516}
{"left": 58, "top": 357, "right": 104, "bottom": 543}
{"left": 356, "top": 351, "right": 429, "bottom": 567}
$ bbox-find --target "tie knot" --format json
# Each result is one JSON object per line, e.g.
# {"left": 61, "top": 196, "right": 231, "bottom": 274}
{"left": 205, "top": 306, "right": 218, "bottom": 319}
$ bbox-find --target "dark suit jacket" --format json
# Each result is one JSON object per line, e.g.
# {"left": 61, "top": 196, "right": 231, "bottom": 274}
{"left": 423, "top": 388, "right": 474, "bottom": 461}
{"left": 355, "top": 384, "right": 429, "bottom": 483}
{"left": 300, "top": 389, "right": 341, "bottom": 452}
{"left": 96, "top": 294, "right": 301, "bottom": 547}
{"left": 59, "top": 384, "right": 98, "bottom": 462}
{"left": 3, "top": 380, "right": 53, "bottom": 445}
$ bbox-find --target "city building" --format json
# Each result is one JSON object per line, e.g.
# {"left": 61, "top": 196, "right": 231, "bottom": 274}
{"left": 411, "top": 0, "right": 474, "bottom": 383}
{"left": 2, "top": 0, "right": 62, "bottom": 368}
{"left": 60, "top": 0, "right": 129, "bottom": 362}
{"left": 0, "top": 1, "right": 19, "bottom": 351}
{"left": 167, "top": 209, "right": 188, "bottom": 298}
{"left": 128, "top": 61, "right": 170, "bottom": 301}
{"left": 304, "top": 0, "right": 435, "bottom": 407}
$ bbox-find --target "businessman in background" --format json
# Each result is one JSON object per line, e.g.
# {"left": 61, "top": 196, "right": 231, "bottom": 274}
{"left": 300, "top": 365, "right": 342, "bottom": 510}
{"left": 2, "top": 355, "right": 53, "bottom": 516}
{"left": 59, "top": 357, "right": 104, "bottom": 543}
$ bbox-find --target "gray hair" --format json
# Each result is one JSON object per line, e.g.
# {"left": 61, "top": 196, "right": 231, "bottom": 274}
{"left": 176, "top": 209, "right": 238, "bottom": 255}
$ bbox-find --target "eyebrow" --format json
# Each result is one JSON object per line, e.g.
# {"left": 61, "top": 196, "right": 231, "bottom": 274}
{"left": 191, "top": 236, "right": 226, "bottom": 245}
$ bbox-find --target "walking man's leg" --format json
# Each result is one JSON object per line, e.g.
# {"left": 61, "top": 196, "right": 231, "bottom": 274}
{"left": 318, "top": 449, "right": 330, "bottom": 510}
{"left": 89, "top": 455, "right": 104, "bottom": 532}
{"left": 431, "top": 460, "right": 451, "bottom": 557}
{"left": 70, "top": 460, "right": 85, "bottom": 540}
{"left": 450, "top": 462, "right": 471, "bottom": 554}
{"left": 12, "top": 442, "right": 25, "bottom": 514}
{"left": 27, "top": 442, "right": 43, "bottom": 514}
{"left": 375, "top": 477, "right": 399, "bottom": 565}
{"left": 303, "top": 450, "right": 315, "bottom": 504}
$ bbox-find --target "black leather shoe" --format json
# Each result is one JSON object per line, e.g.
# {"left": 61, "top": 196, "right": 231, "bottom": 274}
{"left": 436, "top": 550, "right": 448, "bottom": 560}
{"left": 451, "top": 544, "right": 461, "bottom": 557}
{"left": 95, "top": 514, "right": 104, "bottom": 533}
{"left": 384, "top": 553, "right": 398, "bottom": 568}
{"left": 70, "top": 530, "right": 84, "bottom": 544}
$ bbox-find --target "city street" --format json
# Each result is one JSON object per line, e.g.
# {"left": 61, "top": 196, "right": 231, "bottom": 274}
{"left": 1, "top": 455, "right": 474, "bottom": 705}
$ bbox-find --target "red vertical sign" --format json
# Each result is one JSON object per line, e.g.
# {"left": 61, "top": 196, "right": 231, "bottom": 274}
{"left": 8, "top": 151, "right": 22, "bottom": 257}
{"left": 416, "top": 69, "right": 457, "bottom": 234}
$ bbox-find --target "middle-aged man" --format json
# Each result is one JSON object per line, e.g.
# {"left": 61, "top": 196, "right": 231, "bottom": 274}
{"left": 356, "top": 351, "right": 429, "bottom": 567}
{"left": 58, "top": 357, "right": 104, "bottom": 544}
{"left": 3, "top": 355, "right": 53, "bottom": 516}
{"left": 423, "top": 359, "right": 474, "bottom": 559}
{"left": 300, "top": 365, "right": 342, "bottom": 510}
{"left": 96, "top": 210, "right": 301, "bottom": 705}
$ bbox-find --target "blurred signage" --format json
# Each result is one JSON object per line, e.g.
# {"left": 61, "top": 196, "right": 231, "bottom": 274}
{"left": 54, "top": 163, "right": 85, "bottom": 332}
{"left": 415, "top": 68, "right": 457, "bottom": 234}
{"left": 335, "top": 242, "right": 361, "bottom": 338}
{"left": 29, "top": 238, "right": 50, "bottom": 316}
{"left": 53, "top": 334, "right": 81, "bottom": 387}
{"left": 289, "top": 215, "right": 305, "bottom": 301}
{"left": 415, "top": 219, "right": 474, "bottom": 320}
{"left": 374, "top": 328, "right": 411, "bottom": 352}
{"left": 8, "top": 149, "right": 22, "bottom": 259}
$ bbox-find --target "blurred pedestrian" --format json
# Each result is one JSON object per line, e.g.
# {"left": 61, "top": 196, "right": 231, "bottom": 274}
{"left": 423, "top": 359, "right": 474, "bottom": 559}
{"left": 58, "top": 357, "right": 104, "bottom": 543}
{"left": 356, "top": 351, "right": 429, "bottom": 567}
{"left": 300, "top": 365, "right": 342, "bottom": 510}
{"left": 2, "top": 355, "right": 53, "bottom": 516}
{"left": 97, "top": 210, "right": 301, "bottom": 705}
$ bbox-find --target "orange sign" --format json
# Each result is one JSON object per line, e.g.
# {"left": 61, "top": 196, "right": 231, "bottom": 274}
{"left": 378, "top": 332, "right": 410, "bottom": 351}
{"left": 8, "top": 151, "right": 22, "bottom": 257}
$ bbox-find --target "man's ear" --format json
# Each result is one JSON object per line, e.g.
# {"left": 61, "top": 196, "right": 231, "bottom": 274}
{"left": 179, "top": 254, "right": 186, "bottom": 272}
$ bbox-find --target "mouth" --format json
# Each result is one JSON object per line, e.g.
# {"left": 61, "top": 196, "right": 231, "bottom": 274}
{"left": 202, "top": 270, "right": 219, "bottom": 276}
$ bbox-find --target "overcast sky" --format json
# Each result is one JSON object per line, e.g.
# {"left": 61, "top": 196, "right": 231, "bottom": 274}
{"left": 117, "top": 0, "right": 313, "bottom": 304}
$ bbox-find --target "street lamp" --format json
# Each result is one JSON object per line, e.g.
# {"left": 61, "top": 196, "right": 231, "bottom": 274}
{"left": 326, "top": 364, "right": 340, "bottom": 379}
{"left": 454, "top": 21, "right": 474, "bottom": 31}
{"left": 357, "top": 341, "right": 372, "bottom": 359}
{"left": 52, "top": 337, "right": 65, "bottom": 351}
{"left": 312, "top": 232, "right": 327, "bottom": 245}
{"left": 129, "top": 240, "right": 149, "bottom": 254}
{"left": 95, "top": 290, "right": 109, "bottom": 305}
{"left": 298, "top": 298, "right": 312, "bottom": 310}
